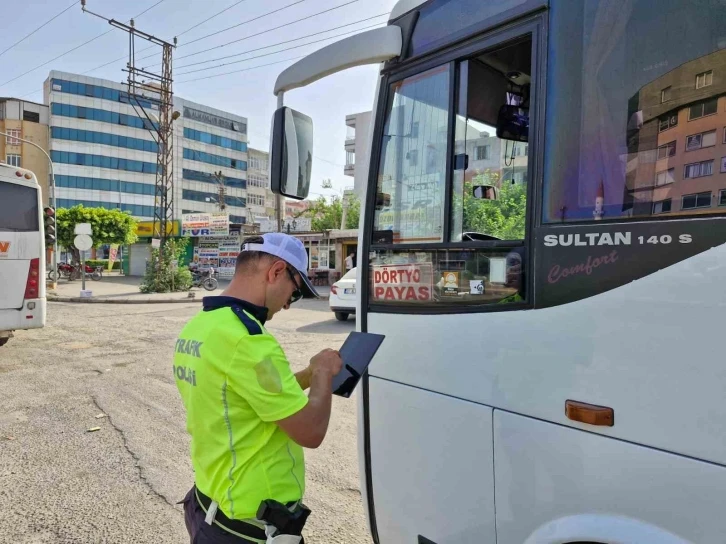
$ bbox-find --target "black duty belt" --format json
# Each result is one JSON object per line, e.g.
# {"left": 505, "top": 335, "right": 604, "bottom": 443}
{"left": 195, "top": 487, "right": 268, "bottom": 541}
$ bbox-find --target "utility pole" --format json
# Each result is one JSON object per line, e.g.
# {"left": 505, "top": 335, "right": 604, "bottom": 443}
{"left": 214, "top": 170, "right": 226, "bottom": 211}
{"left": 81, "top": 1, "right": 178, "bottom": 255}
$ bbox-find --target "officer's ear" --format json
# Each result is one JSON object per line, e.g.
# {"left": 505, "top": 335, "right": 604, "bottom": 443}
{"left": 266, "top": 258, "right": 287, "bottom": 283}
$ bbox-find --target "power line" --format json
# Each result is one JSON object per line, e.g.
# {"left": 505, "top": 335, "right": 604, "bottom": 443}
{"left": 0, "top": 30, "right": 114, "bottom": 87}
{"left": 140, "top": 0, "right": 308, "bottom": 65}
{"left": 133, "top": 0, "right": 167, "bottom": 19}
{"left": 177, "top": 55, "right": 307, "bottom": 83}
{"left": 182, "top": 0, "right": 307, "bottom": 48}
{"left": 0, "top": 0, "right": 77, "bottom": 60}
{"left": 177, "top": 21, "right": 385, "bottom": 76}
{"left": 147, "top": 0, "right": 359, "bottom": 67}
{"left": 0, "top": 0, "right": 170, "bottom": 89}
{"left": 82, "top": 0, "right": 250, "bottom": 75}
{"left": 176, "top": 13, "right": 387, "bottom": 70}
{"left": 176, "top": 0, "right": 248, "bottom": 38}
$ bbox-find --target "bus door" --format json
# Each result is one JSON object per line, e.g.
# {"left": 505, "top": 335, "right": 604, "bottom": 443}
{"left": 362, "top": 23, "right": 538, "bottom": 544}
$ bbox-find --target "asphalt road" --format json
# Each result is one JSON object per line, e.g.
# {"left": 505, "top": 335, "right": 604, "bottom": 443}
{"left": 0, "top": 300, "right": 366, "bottom": 544}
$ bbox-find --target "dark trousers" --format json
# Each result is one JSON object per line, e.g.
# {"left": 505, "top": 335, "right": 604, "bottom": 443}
{"left": 181, "top": 487, "right": 306, "bottom": 544}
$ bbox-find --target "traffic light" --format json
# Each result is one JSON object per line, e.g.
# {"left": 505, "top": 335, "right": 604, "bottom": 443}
{"left": 43, "top": 207, "right": 56, "bottom": 246}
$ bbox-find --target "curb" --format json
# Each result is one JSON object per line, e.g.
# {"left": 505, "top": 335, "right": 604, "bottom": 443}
{"left": 48, "top": 295, "right": 330, "bottom": 304}
{"left": 48, "top": 295, "right": 201, "bottom": 304}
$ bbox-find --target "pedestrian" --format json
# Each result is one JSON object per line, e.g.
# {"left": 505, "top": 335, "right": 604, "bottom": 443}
{"left": 174, "top": 233, "right": 343, "bottom": 543}
{"left": 345, "top": 251, "right": 355, "bottom": 271}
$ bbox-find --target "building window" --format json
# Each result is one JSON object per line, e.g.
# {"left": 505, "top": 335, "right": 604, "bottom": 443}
{"left": 6, "top": 154, "right": 21, "bottom": 167}
{"left": 182, "top": 169, "right": 246, "bottom": 188}
{"left": 248, "top": 156, "right": 267, "bottom": 170}
{"left": 689, "top": 97, "right": 718, "bottom": 120}
{"left": 247, "top": 174, "right": 267, "bottom": 188}
{"left": 720, "top": 190, "right": 726, "bottom": 207}
{"left": 346, "top": 151, "right": 355, "bottom": 166}
{"left": 183, "top": 148, "right": 247, "bottom": 170}
{"left": 661, "top": 86, "right": 671, "bottom": 103}
{"left": 721, "top": 157, "right": 726, "bottom": 173}
{"left": 247, "top": 194, "right": 265, "bottom": 206}
{"left": 6, "top": 129, "right": 20, "bottom": 146}
{"left": 652, "top": 199, "right": 672, "bottom": 214}
{"left": 183, "top": 127, "right": 247, "bottom": 152}
{"left": 658, "top": 113, "right": 678, "bottom": 132}
{"left": 655, "top": 168, "right": 675, "bottom": 186}
{"left": 182, "top": 188, "right": 246, "bottom": 207}
{"left": 513, "top": 144, "right": 528, "bottom": 157}
{"left": 684, "top": 160, "right": 713, "bottom": 179}
{"left": 682, "top": 191, "right": 712, "bottom": 210}
{"left": 474, "top": 145, "right": 490, "bottom": 160}
{"left": 51, "top": 126, "right": 158, "bottom": 153}
{"left": 50, "top": 151, "right": 158, "bottom": 175}
{"left": 407, "top": 149, "right": 419, "bottom": 165}
{"left": 686, "top": 130, "right": 716, "bottom": 151}
{"left": 23, "top": 110, "right": 40, "bottom": 123}
{"left": 696, "top": 70, "right": 713, "bottom": 89}
{"left": 657, "top": 141, "right": 676, "bottom": 159}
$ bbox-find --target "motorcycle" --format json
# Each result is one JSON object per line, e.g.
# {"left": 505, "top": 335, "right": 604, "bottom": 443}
{"left": 191, "top": 266, "right": 218, "bottom": 291}
{"left": 48, "top": 262, "right": 73, "bottom": 281}
{"left": 49, "top": 262, "right": 102, "bottom": 281}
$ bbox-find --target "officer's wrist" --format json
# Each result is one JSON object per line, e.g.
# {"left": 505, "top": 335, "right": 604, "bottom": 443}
{"left": 311, "top": 365, "right": 333, "bottom": 379}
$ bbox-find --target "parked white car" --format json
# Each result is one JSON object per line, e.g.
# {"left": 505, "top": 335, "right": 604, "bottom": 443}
{"left": 329, "top": 267, "right": 356, "bottom": 321}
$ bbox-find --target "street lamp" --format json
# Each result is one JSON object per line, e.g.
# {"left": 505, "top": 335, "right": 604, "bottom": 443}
{"left": 0, "top": 130, "right": 58, "bottom": 287}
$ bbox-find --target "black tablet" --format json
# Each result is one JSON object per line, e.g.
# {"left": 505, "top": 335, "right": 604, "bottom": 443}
{"left": 332, "top": 332, "right": 386, "bottom": 398}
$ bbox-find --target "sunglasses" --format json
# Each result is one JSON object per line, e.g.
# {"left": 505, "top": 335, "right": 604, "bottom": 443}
{"left": 285, "top": 266, "right": 303, "bottom": 304}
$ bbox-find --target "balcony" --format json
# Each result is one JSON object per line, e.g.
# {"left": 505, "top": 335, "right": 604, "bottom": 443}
{"left": 344, "top": 164, "right": 355, "bottom": 176}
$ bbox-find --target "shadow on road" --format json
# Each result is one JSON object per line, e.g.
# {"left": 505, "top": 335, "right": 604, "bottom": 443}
{"left": 296, "top": 319, "right": 355, "bottom": 335}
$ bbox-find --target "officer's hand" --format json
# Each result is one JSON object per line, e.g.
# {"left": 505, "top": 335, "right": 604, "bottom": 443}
{"left": 310, "top": 349, "right": 343, "bottom": 377}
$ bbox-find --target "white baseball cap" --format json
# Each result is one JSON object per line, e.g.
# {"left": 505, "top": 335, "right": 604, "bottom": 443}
{"left": 241, "top": 232, "right": 319, "bottom": 298}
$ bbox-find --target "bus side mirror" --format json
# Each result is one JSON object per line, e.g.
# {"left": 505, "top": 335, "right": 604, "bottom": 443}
{"left": 496, "top": 104, "right": 529, "bottom": 142}
{"left": 270, "top": 106, "right": 313, "bottom": 200}
{"left": 472, "top": 185, "right": 499, "bottom": 200}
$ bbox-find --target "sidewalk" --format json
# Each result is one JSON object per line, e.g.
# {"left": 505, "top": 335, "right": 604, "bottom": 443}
{"left": 47, "top": 272, "right": 330, "bottom": 304}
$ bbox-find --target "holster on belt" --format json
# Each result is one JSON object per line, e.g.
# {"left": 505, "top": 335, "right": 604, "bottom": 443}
{"left": 257, "top": 499, "right": 311, "bottom": 543}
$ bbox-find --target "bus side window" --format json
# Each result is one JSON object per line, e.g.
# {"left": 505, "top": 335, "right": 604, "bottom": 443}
{"left": 369, "top": 248, "right": 524, "bottom": 307}
{"left": 450, "top": 38, "right": 531, "bottom": 243}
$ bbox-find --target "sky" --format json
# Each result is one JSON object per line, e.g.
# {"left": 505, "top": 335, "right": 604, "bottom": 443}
{"left": 0, "top": 0, "right": 400, "bottom": 200}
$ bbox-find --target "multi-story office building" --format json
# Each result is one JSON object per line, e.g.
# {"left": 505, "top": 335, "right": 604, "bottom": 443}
{"left": 44, "top": 71, "right": 249, "bottom": 223}
{"left": 0, "top": 98, "right": 50, "bottom": 204}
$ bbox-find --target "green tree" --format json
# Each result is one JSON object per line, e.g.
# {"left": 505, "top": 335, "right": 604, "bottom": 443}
{"left": 462, "top": 170, "right": 527, "bottom": 240}
{"left": 297, "top": 194, "right": 360, "bottom": 231}
{"left": 56, "top": 205, "right": 138, "bottom": 264}
{"left": 139, "top": 238, "right": 193, "bottom": 293}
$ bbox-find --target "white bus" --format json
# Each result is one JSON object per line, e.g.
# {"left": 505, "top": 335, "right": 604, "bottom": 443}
{"left": 0, "top": 164, "right": 46, "bottom": 347}
{"left": 270, "top": 1, "right": 726, "bottom": 542}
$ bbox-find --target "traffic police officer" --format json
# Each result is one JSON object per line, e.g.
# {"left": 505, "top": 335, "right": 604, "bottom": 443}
{"left": 174, "top": 233, "right": 343, "bottom": 543}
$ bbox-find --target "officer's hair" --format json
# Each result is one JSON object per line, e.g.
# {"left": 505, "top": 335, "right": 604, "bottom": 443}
{"left": 236, "top": 236, "right": 279, "bottom": 272}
